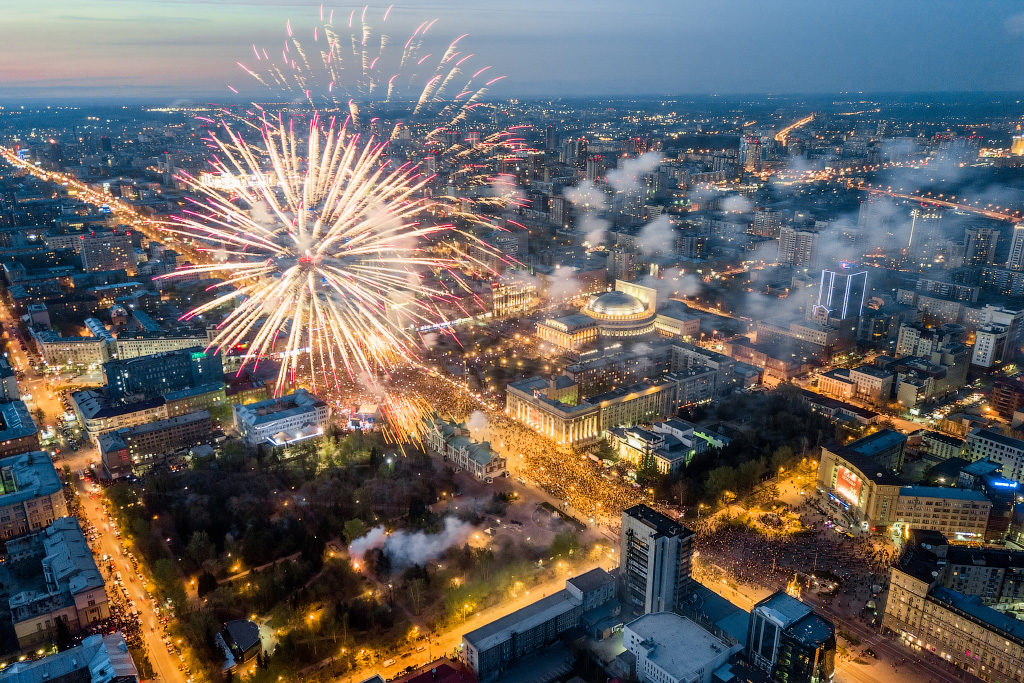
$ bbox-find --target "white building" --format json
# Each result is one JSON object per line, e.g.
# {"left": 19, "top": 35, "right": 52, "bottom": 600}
{"left": 233, "top": 389, "right": 330, "bottom": 446}
{"left": 624, "top": 612, "right": 738, "bottom": 683}
{"left": 848, "top": 365, "right": 894, "bottom": 403}
{"left": 972, "top": 324, "right": 1010, "bottom": 367}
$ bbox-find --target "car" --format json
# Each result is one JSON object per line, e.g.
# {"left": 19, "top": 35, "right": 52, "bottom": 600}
{"left": 382, "top": 659, "right": 396, "bottom": 667}
{"left": 864, "top": 648, "right": 878, "bottom": 659}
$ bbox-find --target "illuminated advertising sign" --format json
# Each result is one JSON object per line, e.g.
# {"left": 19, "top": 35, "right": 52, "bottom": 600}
{"left": 835, "top": 465, "right": 862, "bottom": 505}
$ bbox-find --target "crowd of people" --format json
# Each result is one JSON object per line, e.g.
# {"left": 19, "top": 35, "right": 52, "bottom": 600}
{"left": 695, "top": 496, "right": 900, "bottom": 615}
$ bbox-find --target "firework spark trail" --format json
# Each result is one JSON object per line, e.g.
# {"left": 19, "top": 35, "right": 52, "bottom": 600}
{"left": 185, "top": 6, "right": 536, "bottom": 441}
{"left": 161, "top": 115, "right": 514, "bottom": 404}
{"left": 237, "top": 5, "right": 506, "bottom": 141}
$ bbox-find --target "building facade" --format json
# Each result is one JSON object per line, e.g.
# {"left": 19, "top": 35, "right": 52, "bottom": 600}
{"left": 7, "top": 517, "right": 109, "bottom": 648}
{"left": 620, "top": 504, "right": 694, "bottom": 615}
{"left": 0, "top": 452, "right": 68, "bottom": 539}
{"left": 233, "top": 389, "right": 330, "bottom": 446}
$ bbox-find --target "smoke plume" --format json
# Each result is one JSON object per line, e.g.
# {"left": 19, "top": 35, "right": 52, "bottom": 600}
{"left": 348, "top": 517, "right": 477, "bottom": 569}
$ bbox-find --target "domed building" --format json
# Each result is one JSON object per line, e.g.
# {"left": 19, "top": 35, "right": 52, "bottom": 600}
{"left": 583, "top": 288, "right": 656, "bottom": 337}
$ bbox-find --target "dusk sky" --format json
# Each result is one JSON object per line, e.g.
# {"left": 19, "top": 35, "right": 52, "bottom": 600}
{"left": 3, "top": 0, "right": 1024, "bottom": 102}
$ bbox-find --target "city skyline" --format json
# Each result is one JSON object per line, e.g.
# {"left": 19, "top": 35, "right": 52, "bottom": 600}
{"left": 3, "top": 0, "right": 1024, "bottom": 102}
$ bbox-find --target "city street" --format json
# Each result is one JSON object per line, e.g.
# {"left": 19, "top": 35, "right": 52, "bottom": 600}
{"left": 75, "top": 476, "right": 188, "bottom": 683}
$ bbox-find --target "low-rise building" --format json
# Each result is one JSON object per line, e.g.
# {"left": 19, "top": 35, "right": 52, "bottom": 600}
{"left": 114, "top": 331, "right": 212, "bottom": 360}
{"left": 460, "top": 568, "right": 616, "bottom": 681}
{"left": 233, "top": 389, "right": 330, "bottom": 446}
{"left": 747, "top": 591, "right": 836, "bottom": 683}
{"left": 818, "top": 368, "right": 855, "bottom": 400}
{"left": 5, "top": 517, "right": 109, "bottom": 648}
{"left": 624, "top": 611, "right": 740, "bottom": 683}
{"left": 73, "top": 384, "right": 224, "bottom": 437}
{"left": 965, "top": 428, "right": 1024, "bottom": 483}
{"left": 98, "top": 410, "right": 213, "bottom": 478}
{"left": 0, "top": 357, "right": 19, "bottom": 401}
{"left": 607, "top": 419, "right": 727, "bottom": 475}
{"left": 0, "top": 632, "right": 138, "bottom": 682}
{"left": 848, "top": 364, "right": 895, "bottom": 403}
{"left": 921, "top": 431, "right": 965, "bottom": 462}
{"left": 0, "top": 452, "right": 67, "bottom": 539}
{"left": 507, "top": 371, "right": 714, "bottom": 448}
{"left": 0, "top": 400, "right": 39, "bottom": 458}
{"left": 30, "top": 328, "right": 111, "bottom": 368}
{"left": 425, "top": 417, "right": 507, "bottom": 480}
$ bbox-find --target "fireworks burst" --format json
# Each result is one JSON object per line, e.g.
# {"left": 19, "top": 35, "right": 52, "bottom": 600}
{"left": 163, "top": 7, "right": 531, "bottom": 442}
{"left": 235, "top": 4, "right": 507, "bottom": 136}
{"left": 163, "top": 112, "right": 512, "bottom": 401}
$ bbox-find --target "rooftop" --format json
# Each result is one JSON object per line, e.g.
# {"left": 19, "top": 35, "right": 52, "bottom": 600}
{"left": 930, "top": 588, "right": 1024, "bottom": 644}
{"left": 847, "top": 428, "right": 906, "bottom": 456}
{"left": 626, "top": 612, "right": 732, "bottom": 680}
{"left": 969, "top": 428, "right": 1024, "bottom": 451}
{"left": 235, "top": 389, "right": 327, "bottom": 426}
{"left": 753, "top": 591, "right": 813, "bottom": 628}
{"left": 586, "top": 290, "right": 647, "bottom": 317}
{"left": 0, "top": 452, "right": 62, "bottom": 507}
{"left": 0, "top": 401, "right": 37, "bottom": 441}
{"left": 899, "top": 486, "right": 991, "bottom": 502}
{"left": 923, "top": 431, "right": 965, "bottom": 447}
{"left": 0, "top": 632, "right": 137, "bottom": 683}
{"left": 850, "top": 364, "right": 893, "bottom": 379}
{"left": 542, "top": 314, "right": 597, "bottom": 333}
{"left": 566, "top": 567, "right": 614, "bottom": 594}
{"left": 463, "top": 589, "right": 578, "bottom": 652}
{"left": 7, "top": 518, "right": 105, "bottom": 621}
{"left": 785, "top": 613, "right": 835, "bottom": 647}
{"left": 623, "top": 504, "right": 693, "bottom": 539}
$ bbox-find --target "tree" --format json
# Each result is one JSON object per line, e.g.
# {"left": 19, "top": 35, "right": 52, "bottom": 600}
{"left": 344, "top": 519, "right": 367, "bottom": 544}
{"left": 705, "top": 466, "right": 737, "bottom": 503}
{"left": 186, "top": 530, "right": 216, "bottom": 566}
{"left": 55, "top": 617, "right": 74, "bottom": 651}
{"left": 407, "top": 577, "right": 427, "bottom": 614}
{"left": 670, "top": 479, "right": 690, "bottom": 506}
{"left": 549, "top": 531, "right": 579, "bottom": 559}
{"left": 197, "top": 571, "right": 218, "bottom": 598}
{"left": 637, "top": 452, "right": 661, "bottom": 484}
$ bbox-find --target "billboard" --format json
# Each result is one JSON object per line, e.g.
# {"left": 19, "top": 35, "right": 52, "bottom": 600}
{"left": 835, "top": 465, "right": 862, "bottom": 505}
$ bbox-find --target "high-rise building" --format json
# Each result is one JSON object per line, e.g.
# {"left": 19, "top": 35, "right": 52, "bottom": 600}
{"left": 971, "top": 324, "right": 1010, "bottom": 368}
{"left": 812, "top": 266, "right": 867, "bottom": 321}
{"left": 620, "top": 504, "right": 694, "bottom": 615}
{"left": 748, "top": 591, "right": 836, "bottom": 683}
{"left": 752, "top": 206, "right": 786, "bottom": 238}
{"left": 607, "top": 248, "right": 638, "bottom": 282}
{"left": 777, "top": 226, "right": 817, "bottom": 267}
{"left": 544, "top": 125, "right": 558, "bottom": 152}
{"left": 907, "top": 208, "right": 941, "bottom": 249}
{"left": 963, "top": 227, "right": 999, "bottom": 267}
{"left": 80, "top": 229, "right": 136, "bottom": 274}
{"left": 740, "top": 135, "right": 762, "bottom": 172}
{"left": 102, "top": 347, "right": 222, "bottom": 404}
{"left": 1006, "top": 224, "right": 1024, "bottom": 270}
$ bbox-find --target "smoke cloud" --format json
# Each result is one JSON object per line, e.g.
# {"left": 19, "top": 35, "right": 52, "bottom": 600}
{"left": 606, "top": 152, "right": 663, "bottom": 193}
{"left": 348, "top": 517, "right": 477, "bottom": 569}
{"left": 564, "top": 179, "right": 609, "bottom": 246}
{"left": 466, "top": 410, "right": 489, "bottom": 441}
{"left": 636, "top": 214, "right": 676, "bottom": 256}
{"left": 721, "top": 194, "right": 753, "bottom": 214}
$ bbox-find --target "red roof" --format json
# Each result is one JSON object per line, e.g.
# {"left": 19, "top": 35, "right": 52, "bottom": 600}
{"left": 392, "top": 660, "right": 476, "bottom": 683}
